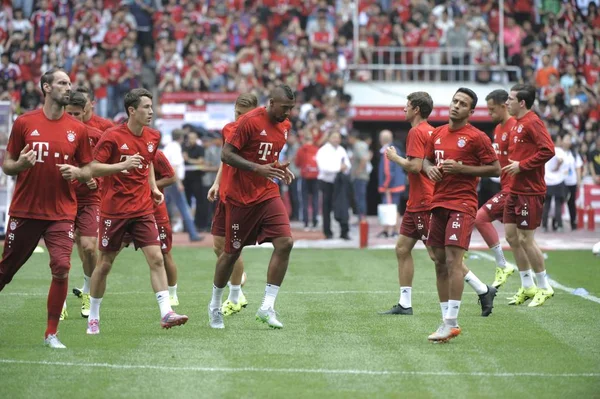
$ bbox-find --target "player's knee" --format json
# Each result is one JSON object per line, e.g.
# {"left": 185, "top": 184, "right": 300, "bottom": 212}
{"left": 434, "top": 261, "right": 447, "bottom": 277}
{"left": 97, "top": 259, "right": 114, "bottom": 276}
{"left": 213, "top": 243, "right": 223, "bottom": 258}
{"left": 81, "top": 239, "right": 97, "bottom": 256}
{"left": 274, "top": 237, "right": 294, "bottom": 253}
{"left": 506, "top": 232, "right": 520, "bottom": 247}
{"left": 51, "top": 262, "right": 70, "bottom": 279}
{"left": 396, "top": 242, "right": 411, "bottom": 258}
{"left": 148, "top": 254, "right": 165, "bottom": 270}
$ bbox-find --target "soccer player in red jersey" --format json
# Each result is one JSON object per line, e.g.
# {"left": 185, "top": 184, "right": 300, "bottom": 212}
{"left": 474, "top": 90, "right": 519, "bottom": 289}
{"left": 422, "top": 88, "right": 500, "bottom": 342}
{"left": 64, "top": 91, "right": 104, "bottom": 319}
{"left": 74, "top": 85, "right": 115, "bottom": 131}
{"left": 207, "top": 85, "right": 295, "bottom": 329}
{"left": 381, "top": 92, "right": 496, "bottom": 317}
{"left": 70, "top": 86, "right": 113, "bottom": 302}
{"left": 151, "top": 149, "right": 180, "bottom": 305}
{"left": 86, "top": 88, "right": 188, "bottom": 335}
{"left": 503, "top": 84, "right": 556, "bottom": 307}
{"left": 0, "top": 69, "right": 93, "bottom": 349}
{"left": 121, "top": 149, "right": 180, "bottom": 305}
{"left": 207, "top": 93, "right": 258, "bottom": 316}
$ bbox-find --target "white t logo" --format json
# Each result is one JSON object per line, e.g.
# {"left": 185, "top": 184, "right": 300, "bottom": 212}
{"left": 434, "top": 150, "right": 445, "bottom": 167}
{"left": 258, "top": 142, "right": 273, "bottom": 161}
{"left": 32, "top": 142, "right": 49, "bottom": 163}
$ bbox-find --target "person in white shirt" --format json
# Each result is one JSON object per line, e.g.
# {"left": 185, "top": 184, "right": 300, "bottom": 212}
{"left": 561, "top": 134, "right": 584, "bottom": 230}
{"left": 541, "top": 135, "right": 567, "bottom": 232}
{"left": 316, "top": 131, "right": 351, "bottom": 239}
{"left": 163, "top": 129, "right": 202, "bottom": 241}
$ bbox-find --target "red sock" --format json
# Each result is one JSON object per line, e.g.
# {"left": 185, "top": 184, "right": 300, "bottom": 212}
{"left": 475, "top": 208, "right": 500, "bottom": 248}
{"left": 45, "top": 276, "right": 68, "bottom": 338}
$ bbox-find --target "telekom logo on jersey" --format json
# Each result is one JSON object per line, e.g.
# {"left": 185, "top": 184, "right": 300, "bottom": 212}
{"left": 258, "top": 142, "right": 273, "bottom": 161}
{"left": 32, "top": 142, "right": 50, "bottom": 162}
{"left": 434, "top": 150, "right": 445, "bottom": 167}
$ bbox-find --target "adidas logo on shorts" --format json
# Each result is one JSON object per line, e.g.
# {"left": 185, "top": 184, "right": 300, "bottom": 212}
{"left": 521, "top": 220, "right": 528, "bottom": 226}
{"left": 449, "top": 234, "right": 458, "bottom": 241}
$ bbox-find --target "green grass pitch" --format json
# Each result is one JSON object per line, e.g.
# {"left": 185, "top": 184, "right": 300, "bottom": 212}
{"left": 0, "top": 247, "right": 599, "bottom": 398}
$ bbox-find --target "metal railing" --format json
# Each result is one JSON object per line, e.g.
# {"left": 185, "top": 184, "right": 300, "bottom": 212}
{"left": 347, "top": 47, "right": 521, "bottom": 83}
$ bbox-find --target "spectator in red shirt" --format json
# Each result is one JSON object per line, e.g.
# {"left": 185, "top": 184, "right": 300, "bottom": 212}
{"left": 584, "top": 52, "right": 600, "bottom": 86}
{"left": 295, "top": 132, "right": 320, "bottom": 230}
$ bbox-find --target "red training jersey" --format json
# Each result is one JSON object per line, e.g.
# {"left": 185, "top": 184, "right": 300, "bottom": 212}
{"left": 218, "top": 121, "right": 237, "bottom": 203}
{"left": 152, "top": 149, "right": 174, "bottom": 223}
{"left": 508, "top": 111, "right": 555, "bottom": 196}
{"left": 426, "top": 123, "right": 498, "bottom": 217}
{"left": 94, "top": 123, "right": 161, "bottom": 219}
{"left": 405, "top": 120, "right": 435, "bottom": 212}
{"left": 75, "top": 125, "right": 104, "bottom": 205}
{"left": 225, "top": 107, "right": 291, "bottom": 207}
{"left": 492, "top": 117, "right": 517, "bottom": 191}
{"left": 7, "top": 110, "right": 93, "bottom": 221}
{"left": 86, "top": 114, "right": 115, "bottom": 132}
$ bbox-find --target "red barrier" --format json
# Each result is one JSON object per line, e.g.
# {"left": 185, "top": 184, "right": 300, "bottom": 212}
{"left": 360, "top": 219, "right": 369, "bottom": 248}
{"left": 587, "top": 207, "right": 595, "bottom": 232}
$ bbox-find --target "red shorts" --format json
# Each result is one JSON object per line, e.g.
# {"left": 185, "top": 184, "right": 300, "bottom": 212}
{"left": 481, "top": 191, "right": 508, "bottom": 222}
{"left": 75, "top": 204, "right": 100, "bottom": 238}
{"left": 0, "top": 218, "right": 74, "bottom": 289}
{"left": 400, "top": 210, "right": 431, "bottom": 241}
{"left": 123, "top": 219, "right": 171, "bottom": 254}
{"left": 225, "top": 197, "right": 291, "bottom": 254}
{"left": 210, "top": 200, "right": 226, "bottom": 237}
{"left": 99, "top": 214, "right": 160, "bottom": 252}
{"left": 503, "top": 194, "right": 545, "bottom": 230}
{"left": 427, "top": 207, "right": 475, "bottom": 251}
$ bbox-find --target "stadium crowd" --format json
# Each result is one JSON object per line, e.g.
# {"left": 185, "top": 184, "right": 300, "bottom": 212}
{"left": 0, "top": 0, "right": 599, "bottom": 229}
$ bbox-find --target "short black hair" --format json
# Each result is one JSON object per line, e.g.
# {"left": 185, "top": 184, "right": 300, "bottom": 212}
{"left": 485, "top": 89, "right": 508, "bottom": 105}
{"left": 124, "top": 88, "right": 153, "bottom": 116}
{"left": 455, "top": 87, "right": 478, "bottom": 109}
{"left": 510, "top": 84, "right": 536, "bottom": 109}
{"left": 271, "top": 85, "right": 295, "bottom": 101}
{"left": 68, "top": 91, "right": 87, "bottom": 108}
{"left": 75, "top": 85, "right": 94, "bottom": 102}
{"left": 407, "top": 91, "right": 434, "bottom": 118}
{"left": 40, "top": 68, "right": 65, "bottom": 97}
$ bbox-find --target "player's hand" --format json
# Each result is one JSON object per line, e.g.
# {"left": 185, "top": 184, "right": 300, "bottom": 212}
{"left": 207, "top": 184, "right": 219, "bottom": 202}
{"left": 57, "top": 164, "right": 81, "bottom": 181}
{"left": 502, "top": 159, "right": 521, "bottom": 176}
{"left": 86, "top": 179, "right": 98, "bottom": 190}
{"left": 426, "top": 165, "right": 443, "bottom": 182}
{"left": 122, "top": 153, "right": 144, "bottom": 170}
{"left": 255, "top": 162, "right": 286, "bottom": 181}
{"left": 151, "top": 187, "right": 164, "bottom": 205}
{"left": 441, "top": 159, "right": 463, "bottom": 174}
{"left": 385, "top": 146, "right": 399, "bottom": 162}
{"left": 17, "top": 144, "right": 36, "bottom": 169}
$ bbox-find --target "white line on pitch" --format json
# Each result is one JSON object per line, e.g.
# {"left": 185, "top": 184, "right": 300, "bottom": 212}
{"left": 473, "top": 251, "right": 600, "bottom": 305}
{"left": 0, "top": 359, "right": 597, "bottom": 378}
{"left": 4, "top": 290, "right": 476, "bottom": 297}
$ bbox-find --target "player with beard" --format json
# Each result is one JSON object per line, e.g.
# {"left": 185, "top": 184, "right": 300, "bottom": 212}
{"left": 207, "top": 93, "right": 258, "bottom": 316}
{"left": 207, "top": 86, "right": 295, "bottom": 330}
{"left": 0, "top": 69, "right": 93, "bottom": 348}
{"left": 381, "top": 91, "right": 496, "bottom": 317}
{"left": 422, "top": 88, "right": 500, "bottom": 342}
